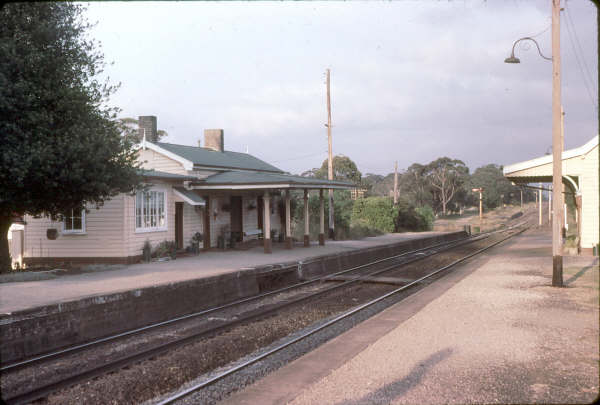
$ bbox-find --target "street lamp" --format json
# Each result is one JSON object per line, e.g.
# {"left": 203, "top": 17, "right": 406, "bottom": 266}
{"left": 504, "top": 36, "right": 553, "bottom": 64}
{"left": 504, "top": 0, "right": 563, "bottom": 287}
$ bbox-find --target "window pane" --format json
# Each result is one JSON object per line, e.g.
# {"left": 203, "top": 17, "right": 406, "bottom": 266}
{"left": 158, "top": 192, "right": 165, "bottom": 227}
{"left": 144, "top": 193, "right": 150, "bottom": 227}
{"left": 73, "top": 216, "right": 82, "bottom": 230}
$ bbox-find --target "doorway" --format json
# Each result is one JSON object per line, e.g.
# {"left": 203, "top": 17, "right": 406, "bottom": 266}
{"left": 230, "top": 196, "right": 243, "bottom": 242}
{"left": 175, "top": 202, "right": 184, "bottom": 250}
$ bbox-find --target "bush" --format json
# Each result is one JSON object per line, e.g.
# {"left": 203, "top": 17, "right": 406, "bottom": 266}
{"left": 153, "top": 240, "right": 177, "bottom": 259}
{"left": 396, "top": 201, "right": 432, "bottom": 232}
{"left": 142, "top": 240, "right": 152, "bottom": 262}
{"left": 415, "top": 205, "right": 435, "bottom": 231}
{"left": 351, "top": 197, "right": 397, "bottom": 233}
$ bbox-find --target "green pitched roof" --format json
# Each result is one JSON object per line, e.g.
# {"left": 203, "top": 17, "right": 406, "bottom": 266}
{"left": 195, "top": 171, "right": 354, "bottom": 189}
{"left": 154, "top": 142, "right": 283, "bottom": 173}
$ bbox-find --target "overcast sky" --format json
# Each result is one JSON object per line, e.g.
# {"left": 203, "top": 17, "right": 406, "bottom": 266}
{"left": 85, "top": 1, "right": 598, "bottom": 176}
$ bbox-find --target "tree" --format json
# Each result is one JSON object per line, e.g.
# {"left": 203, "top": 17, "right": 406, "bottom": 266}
{"left": 468, "top": 164, "right": 526, "bottom": 209}
{"left": 425, "top": 158, "right": 469, "bottom": 215}
{"left": 402, "top": 163, "right": 433, "bottom": 208}
{"left": 313, "top": 155, "right": 361, "bottom": 184}
{"left": 0, "top": 3, "right": 141, "bottom": 272}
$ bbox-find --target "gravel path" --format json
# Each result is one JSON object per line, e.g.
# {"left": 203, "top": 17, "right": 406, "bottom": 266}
{"left": 286, "top": 228, "right": 599, "bottom": 404}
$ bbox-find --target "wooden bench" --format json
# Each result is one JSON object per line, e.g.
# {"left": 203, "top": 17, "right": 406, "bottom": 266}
{"left": 244, "top": 229, "right": 263, "bottom": 238}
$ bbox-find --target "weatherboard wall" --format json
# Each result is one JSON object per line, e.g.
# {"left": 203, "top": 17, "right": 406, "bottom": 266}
{"left": 23, "top": 196, "right": 127, "bottom": 260}
{"left": 137, "top": 148, "right": 189, "bottom": 176}
{"left": 580, "top": 145, "right": 598, "bottom": 250}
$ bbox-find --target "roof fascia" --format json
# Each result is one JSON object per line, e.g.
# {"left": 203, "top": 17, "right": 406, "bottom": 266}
{"left": 173, "top": 188, "right": 206, "bottom": 206}
{"left": 137, "top": 142, "right": 195, "bottom": 171}
{"left": 503, "top": 135, "right": 598, "bottom": 175}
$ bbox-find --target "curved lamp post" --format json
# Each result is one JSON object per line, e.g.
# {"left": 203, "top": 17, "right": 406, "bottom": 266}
{"left": 504, "top": 37, "right": 553, "bottom": 64}
{"left": 504, "top": 0, "right": 563, "bottom": 288}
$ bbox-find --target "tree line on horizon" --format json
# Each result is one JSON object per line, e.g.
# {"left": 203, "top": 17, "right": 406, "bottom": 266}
{"left": 300, "top": 155, "right": 535, "bottom": 216}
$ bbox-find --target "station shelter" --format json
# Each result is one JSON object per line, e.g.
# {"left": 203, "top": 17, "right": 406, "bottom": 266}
{"left": 503, "top": 136, "right": 598, "bottom": 255}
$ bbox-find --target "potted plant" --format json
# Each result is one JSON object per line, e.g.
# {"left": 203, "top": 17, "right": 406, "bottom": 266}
{"left": 191, "top": 232, "right": 203, "bottom": 254}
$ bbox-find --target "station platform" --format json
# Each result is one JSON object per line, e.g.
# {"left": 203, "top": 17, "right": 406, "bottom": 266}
{"left": 1, "top": 231, "right": 466, "bottom": 364}
{"left": 0, "top": 232, "right": 443, "bottom": 314}
{"left": 220, "top": 227, "right": 599, "bottom": 405}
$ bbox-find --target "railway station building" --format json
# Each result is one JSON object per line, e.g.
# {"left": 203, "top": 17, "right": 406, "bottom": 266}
{"left": 503, "top": 135, "right": 598, "bottom": 255}
{"left": 19, "top": 116, "right": 353, "bottom": 266}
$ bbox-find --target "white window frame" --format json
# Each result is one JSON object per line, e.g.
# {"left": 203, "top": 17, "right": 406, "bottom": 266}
{"left": 135, "top": 187, "right": 168, "bottom": 233}
{"left": 63, "top": 208, "right": 86, "bottom": 234}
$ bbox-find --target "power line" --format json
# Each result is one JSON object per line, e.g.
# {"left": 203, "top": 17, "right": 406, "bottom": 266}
{"left": 564, "top": 2, "right": 596, "bottom": 89}
{"left": 563, "top": 3, "right": 598, "bottom": 111}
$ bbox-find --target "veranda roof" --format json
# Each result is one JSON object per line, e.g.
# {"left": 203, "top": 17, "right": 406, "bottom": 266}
{"left": 191, "top": 171, "right": 354, "bottom": 190}
{"left": 173, "top": 187, "right": 206, "bottom": 206}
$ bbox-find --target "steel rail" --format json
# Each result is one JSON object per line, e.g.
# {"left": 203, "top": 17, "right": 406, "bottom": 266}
{"left": 1, "top": 233, "right": 472, "bottom": 372}
{"left": 2, "top": 233, "right": 490, "bottom": 405}
{"left": 156, "top": 226, "right": 529, "bottom": 405}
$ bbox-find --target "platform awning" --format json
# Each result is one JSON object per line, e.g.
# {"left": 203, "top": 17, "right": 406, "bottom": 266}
{"left": 173, "top": 187, "right": 206, "bottom": 206}
{"left": 190, "top": 171, "right": 354, "bottom": 190}
{"left": 503, "top": 136, "right": 598, "bottom": 191}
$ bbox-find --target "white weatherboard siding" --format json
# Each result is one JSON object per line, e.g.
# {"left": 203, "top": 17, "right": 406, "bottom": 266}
{"left": 581, "top": 147, "right": 598, "bottom": 249}
{"left": 182, "top": 202, "right": 204, "bottom": 248}
{"left": 504, "top": 138, "right": 598, "bottom": 250}
{"left": 124, "top": 183, "right": 177, "bottom": 257}
{"left": 137, "top": 149, "right": 188, "bottom": 176}
{"left": 24, "top": 196, "right": 126, "bottom": 258}
{"left": 242, "top": 195, "right": 259, "bottom": 236}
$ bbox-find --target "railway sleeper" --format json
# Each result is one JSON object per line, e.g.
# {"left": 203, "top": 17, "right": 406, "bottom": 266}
{"left": 323, "top": 275, "right": 415, "bottom": 286}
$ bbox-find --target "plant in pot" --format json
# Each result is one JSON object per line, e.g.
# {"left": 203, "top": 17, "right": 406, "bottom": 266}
{"left": 191, "top": 232, "right": 203, "bottom": 254}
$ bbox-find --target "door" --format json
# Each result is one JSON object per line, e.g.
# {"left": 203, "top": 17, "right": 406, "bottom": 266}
{"left": 230, "top": 196, "right": 243, "bottom": 242}
{"left": 175, "top": 202, "right": 184, "bottom": 250}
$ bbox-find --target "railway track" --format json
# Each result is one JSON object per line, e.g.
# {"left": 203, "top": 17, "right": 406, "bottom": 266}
{"left": 156, "top": 224, "right": 530, "bottom": 405}
{"left": 0, "top": 224, "right": 529, "bottom": 405}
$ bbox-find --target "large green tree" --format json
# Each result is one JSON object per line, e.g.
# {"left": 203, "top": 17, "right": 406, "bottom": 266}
{"left": 0, "top": 3, "right": 141, "bottom": 272}
{"left": 468, "top": 164, "right": 529, "bottom": 209}
{"left": 312, "top": 155, "right": 362, "bottom": 184}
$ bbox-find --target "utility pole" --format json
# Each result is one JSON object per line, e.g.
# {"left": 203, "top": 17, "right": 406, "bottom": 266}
{"left": 326, "top": 69, "right": 334, "bottom": 239}
{"left": 551, "top": 0, "right": 563, "bottom": 287}
{"left": 393, "top": 161, "right": 398, "bottom": 205}
{"left": 539, "top": 182, "right": 543, "bottom": 227}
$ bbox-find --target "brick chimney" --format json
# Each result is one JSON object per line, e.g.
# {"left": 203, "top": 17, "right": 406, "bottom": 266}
{"left": 204, "top": 129, "right": 224, "bottom": 152}
{"left": 138, "top": 116, "right": 158, "bottom": 142}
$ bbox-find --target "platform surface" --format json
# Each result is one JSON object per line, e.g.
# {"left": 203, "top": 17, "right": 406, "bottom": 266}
{"left": 0, "top": 232, "right": 443, "bottom": 314}
{"left": 220, "top": 227, "right": 599, "bottom": 405}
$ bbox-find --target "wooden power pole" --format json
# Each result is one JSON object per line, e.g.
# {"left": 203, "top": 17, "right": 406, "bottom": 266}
{"left": 393, "top": 161, "right": 398, "bottom": 205}
{"left": 551, "top": 0, "right": 563, "bottom": 287}
{"left": 326, "top": 69, "right": 334, "bottom": 239}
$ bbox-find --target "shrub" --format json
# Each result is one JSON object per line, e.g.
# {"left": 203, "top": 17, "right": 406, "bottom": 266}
{"left": 142, "top": 240, "right": 152, "bottom": 262}
{"left": 351, "top": 197, "right": 397, "bottom": 233}
{"left": 415, "top": 205, "right": 435, "bottom": 231}
{"left": 153, "top": 240, "right": 177, "bottom": 259}
{"left": 396, "top": 201, "right": 433, "bottom": 232}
